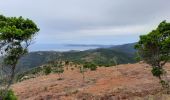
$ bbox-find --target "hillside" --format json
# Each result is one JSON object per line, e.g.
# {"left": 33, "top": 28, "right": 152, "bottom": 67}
{"left": 12, "top": 63, "right": 170, "bottom": 100}
{"left": 15, "top": 43, "right": 136, "bottom": 73}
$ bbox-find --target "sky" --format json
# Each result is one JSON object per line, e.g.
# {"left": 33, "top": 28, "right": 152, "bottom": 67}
{"left": 0, "top": 0, "right": 170, "bottom": 51}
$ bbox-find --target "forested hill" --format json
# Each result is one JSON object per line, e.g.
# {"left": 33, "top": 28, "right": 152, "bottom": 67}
{"left": 16, "top": 43, "right": 136, "bottom": 73}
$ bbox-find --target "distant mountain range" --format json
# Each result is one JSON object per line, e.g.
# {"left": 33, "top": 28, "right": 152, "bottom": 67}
{"left": 14, "top": 42, "right": 137, "bottom": 73}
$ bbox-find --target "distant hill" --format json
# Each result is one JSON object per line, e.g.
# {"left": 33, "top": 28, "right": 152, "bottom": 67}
{"left": 15, "top": 43, "right": 136, "bottom": 73}
{"left": 111, "top": 42, "right": 136, "bottom": 54}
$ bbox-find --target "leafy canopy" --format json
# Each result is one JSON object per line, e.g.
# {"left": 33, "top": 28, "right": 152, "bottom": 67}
{"left": 0, "top": 15, "right": 39, "bottom": 97}
{"left": 135, "top": 21, "right": 170, "bottom": 77}
{"left": 0, "top": 15, "right": 39, "bottom": 66}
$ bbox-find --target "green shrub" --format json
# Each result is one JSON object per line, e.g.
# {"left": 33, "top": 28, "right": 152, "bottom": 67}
{"left": 151, "top": 67, "right": 163, "bottom": 77}
{"left": 83, "top": 63, "right": 97, "bottom": 71}
{"left": 0, "top": 90, "right": 17, "bottom": 100}
{"left": 89, "top": 64, "right": 97, "bottom": 71}
{"left": 44, "top": 66, "right": 51, "bottom": 75}
{"left": 105, "top": 64, "right": 110, "bottom": 67}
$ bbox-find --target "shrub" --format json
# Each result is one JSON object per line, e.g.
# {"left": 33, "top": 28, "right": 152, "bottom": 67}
{"left": 83, "top": 63, "right": 97, "bottom": 71}
{"left": 151, "top": 67, "right": 163, "bottom": 77}
{"left": 89, "top": 64, "right": 97, "bottom": 71}
{"left": 44, "top": 66, "right": 51, "bottom": 75}
{"left": 0, "top": 90, "right": 17, "bottom": 100}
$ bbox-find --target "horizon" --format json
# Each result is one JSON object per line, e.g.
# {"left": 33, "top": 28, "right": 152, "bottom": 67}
{"left": 1, "top": 0, "right": 170, "bottom": 51}
{"left": 29, "top": 42, "right": 136, "bottom": 51}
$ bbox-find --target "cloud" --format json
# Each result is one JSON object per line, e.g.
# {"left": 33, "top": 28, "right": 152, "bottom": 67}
{"left": 0, "top": 0, "right": 170, "bottom": 46}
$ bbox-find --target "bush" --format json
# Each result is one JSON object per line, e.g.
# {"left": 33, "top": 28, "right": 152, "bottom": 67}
{"left": 105, "top": 64, "right": 110, "bottom": 67}
{"left": 83, "top": 63, "right": 97, "bottom": 71}
{"left": 0, "top": 90, "right": 17, "bottom": 100}
{"left": 44, "top": 66, "right": 51, "bottom": 75}
{"left": 89, "top": 64, "right": 97, "bottom": 71}
{"left": 151, "top": 67, "right": 163, "bottom": 77}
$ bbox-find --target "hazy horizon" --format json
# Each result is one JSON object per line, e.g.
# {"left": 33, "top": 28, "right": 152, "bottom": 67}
{"left": 29, "top": 43, "right": 115, "bottom": 51}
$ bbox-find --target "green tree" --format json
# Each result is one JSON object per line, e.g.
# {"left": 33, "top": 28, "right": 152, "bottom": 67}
{"left": 135, "top": 21, "right": 170, "bottom": 92}
{"left": 0, "top": 15, "right": 39, "bottom": 96}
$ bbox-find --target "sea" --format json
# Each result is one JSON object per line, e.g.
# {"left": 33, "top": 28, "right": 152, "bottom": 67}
{"left": 29, "top": 44, "right": 113, "bottom": 52}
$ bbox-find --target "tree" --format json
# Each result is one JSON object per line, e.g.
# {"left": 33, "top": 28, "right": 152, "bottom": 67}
{"left": 65, "top": 60, "right": 69, "bottom": 70}
{"left": 79, "top": 62, "right": 97, "bottom": 83}
{"left": 53, "top": 61, "right": 64, "bottom": 80}
{"left": 0, "top": 15, "right": 39, "bottom": 96}
{"left": 135, "top": 21, "right": 170, "bottom": 92}
{"left": 79, "top": 65, "right": 87, "bottom": 83}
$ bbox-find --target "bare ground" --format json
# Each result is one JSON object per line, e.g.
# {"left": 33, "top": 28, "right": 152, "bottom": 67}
{"left": 12, "top": 63, "right": 170, "bottom": 100}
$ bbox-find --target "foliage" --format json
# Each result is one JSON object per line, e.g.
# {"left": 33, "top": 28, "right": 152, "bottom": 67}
{"left": 65, "top": 61, "right": 69, "bottom": 65}
{"left": 52, "top": 61, "right": 64, "bottom": 80}
{"left": 135, "top": 21, "right": 170, "bottom": 76}
{"left": 0, "top": 15, "right": 39, "bottom": 95}
{"left": 16, "top": 61, "right": 65, "bottom": 82}
{"left": 44, "top": 66, "right": 51, "bottom": 75}
{"left": 0, "top": 89, "right": 17, "bottom": 100}
{"left": 79, "top": 65, "right": 86, "bottom": 82}
{"left": 151, "top": 67, "right": 164, "bottom": 77}
{"left": 83, "top": 62, "right": 97, "bottom": 71}
{"left": 135, "top": 21, "right": 170, "bottom": 90}
{"left": 0, "top": 15, "right": 39, "bottom": 66}
{"left": 160, "top": 80, "right": 170, "bottom": 90}
{"left": 14, "top": 43, "right": 136, "bottom": 73}
{"left": 53, "top": 62, "right": 64, "bottom": 73}
{"left": 134, "top": 52, "right": 141, "bottom": 62}
{"left": 16, "top": 66, "right": 43, "bottom": 82}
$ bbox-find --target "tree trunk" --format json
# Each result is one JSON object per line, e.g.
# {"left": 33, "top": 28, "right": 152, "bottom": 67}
{"left": 82, "top": 72, "right": 85, "bottom": 83}
{"left": 3, "top": 65, "right": 15, "bottom": 97}
{"left": 158, "top": 75, "right": 162, "bottom": 81}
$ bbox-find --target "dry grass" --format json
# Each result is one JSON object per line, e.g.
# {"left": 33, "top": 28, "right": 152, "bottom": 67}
{"left": 12, "top": 63, "right": 170, "bottom": 100}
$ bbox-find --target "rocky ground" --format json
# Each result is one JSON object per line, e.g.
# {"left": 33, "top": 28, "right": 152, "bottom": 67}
{"left": 12, "top": 63, "right": 170, "bottom": 100}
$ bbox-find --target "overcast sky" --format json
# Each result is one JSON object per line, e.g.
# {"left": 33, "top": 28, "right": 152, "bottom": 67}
{"left": 0, "top": 0, "right": 170, "bottom": 50}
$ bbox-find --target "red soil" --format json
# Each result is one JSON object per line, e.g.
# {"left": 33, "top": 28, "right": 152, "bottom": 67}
{"left": 12, "top": 63, "right": 170, "bottom": 100}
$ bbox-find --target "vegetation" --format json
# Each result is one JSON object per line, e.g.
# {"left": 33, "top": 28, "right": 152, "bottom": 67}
{"left": 14, "top": 43, "right": 136, "bottom": 73}
{"left": 77, "top": 62, "right": 97, "bottom": 83}
{"left": 135, "top": 21, "right": 170, "bottom": 92}
{"left": 44, "top": 66, "right": 51, "bottom": 75}
{"left": 83, "top": 62, "right": 97, "bottom": 71}
{"left": 79, "top": 65, "right": 87, "bottom": 83}
{"left": 0, "top": 89, "right": 17, "bottom": 100}
{"left": 16, "top": 61, "right": 65, "bottom": 81}
{"left": 65, "top": 60, "right": 69, "bottom": 70}
{"left": 53, "top": 61, "right": 64, "bottom": 80}
{"left": 0, "top": 15, "right": 39, "bottom": 97}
